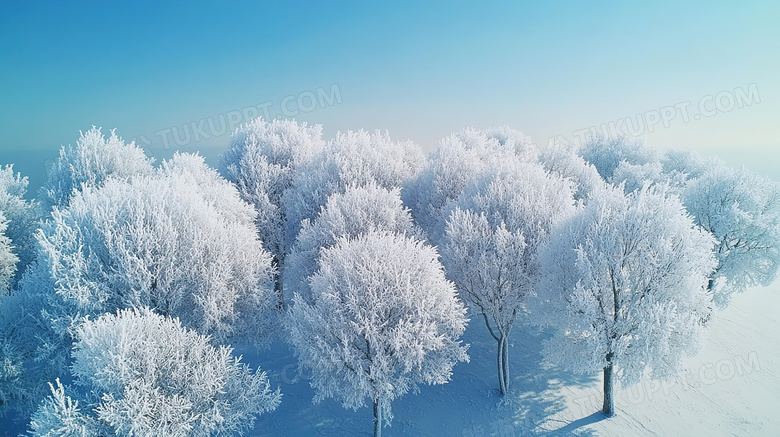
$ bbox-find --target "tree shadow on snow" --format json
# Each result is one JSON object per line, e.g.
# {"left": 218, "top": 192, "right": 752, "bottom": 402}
{"left": 497, "top": 323, "right": 600, "bottom": 436}
{"left": 233, "top": 318, "right": 603, "bottom": 436}
{"left": 541, "top": 412, "right": 608, "bottom": 435}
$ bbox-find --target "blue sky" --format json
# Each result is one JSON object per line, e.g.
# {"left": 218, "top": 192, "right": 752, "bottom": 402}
{"left": 1, "top": 1, "right": 778, "bottom": 187}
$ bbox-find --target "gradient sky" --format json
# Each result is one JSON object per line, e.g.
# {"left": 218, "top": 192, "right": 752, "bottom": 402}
{"left": 1, "top": 1, "right": 778, "bottom": 188}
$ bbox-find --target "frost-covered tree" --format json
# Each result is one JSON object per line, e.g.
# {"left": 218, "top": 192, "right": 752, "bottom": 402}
{"left": 0, "top": 214, "right": 18, "bottom": 295}
{"left": 28, "top": 308, "right": 281, "bottom": 437}
{"left": 528, "top": 185, "right": 716, "bottom": 416}
{"left": 453, "top": 126, "right": 537, "bottom": 162}
{"left": 220, "top": 118, "right": 324, "bottom": 305}
{"left": 0, "top": 214, "right": 25, "bottom": 412}
{"left": 0, "top": 165, "right": 39, "bottom": 287}
{"left": 0, "top": 281, "right": 40, "bottom": 413}
{"left": 681, "top": 165, "right": 780, "bottom": 306}
{"left": 284, "top": 183, "right": 420, "bottom": 305}
{"left": 5, "top": 154, "right": 275, "bottom": 414}
{"left": 39, "top": 127, "right": 154, "bottom": 211}
{"left": 441, "top": 161, "right": 576, "bottom": 395}
{"left": 25, "top": 152, "right": 274, "bottom": 345}
{"left": 283, "top": 129, "right": 425, "bottom": 247}
{"left": 587, "top": 142, "right": 780, "bottom": 306}
{"left": 578, "top": 135, "right": 659, "bottom": 182}
{"left": 27, "top": 379, "right": 97, "bottom": 436}
{"left": 538, "top": 143, "right": 605, "bottom": 201}
{"left": 288, "top": 232, "right": 468, "bottom": 437}
{"left": 610, "top": 160, "right": 667, "bottom": 194}
{"left": 660, "top": 149, "right": 713, "bottom": 181}
{"left": 404, "top": 127, "right": 537, "bottom": 242}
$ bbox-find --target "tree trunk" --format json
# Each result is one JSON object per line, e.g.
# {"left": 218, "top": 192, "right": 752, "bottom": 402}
{"left": 373, "top": 399, "right": 382, "bottom": 437}
{"left": 274, "top": 253, "right": 285, "bottom": 311}
{"left": 602, "top": 354, "right": 615, "bottom": 416}
{"left": 502, "top": 334, "right": 509, "bottom": 394}
{"left": 496, "top": 334, "right": 510, "bottom": 395}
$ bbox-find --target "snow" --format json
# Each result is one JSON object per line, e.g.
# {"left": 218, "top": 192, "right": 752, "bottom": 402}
{"left": 230, "top": 283, "right": 779, "bottom": 436}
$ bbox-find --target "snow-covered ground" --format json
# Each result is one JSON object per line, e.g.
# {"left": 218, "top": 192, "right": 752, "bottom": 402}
{"left": 244, "top": 283, "right": 779, "bottom": 436}
{"left": 2, "top": 284, "right": 775, "bottom": 436}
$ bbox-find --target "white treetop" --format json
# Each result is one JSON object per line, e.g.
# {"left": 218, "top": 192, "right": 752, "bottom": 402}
{"left": 0, "top": 213, "right": 18, "bottom": 295}
{"left": 404, "top": 127, "right": 537, "bottom": 242}
{"left": 538, "top": 143, "right": 606, "bottom": 202}
{"left": 578, "top": 135, "right": 659, "bottom": 181}
{"left": 283, "top": 130, "right": 425, "bottom": 248}
{"left": 18, "top": 152, "right": 275, "bottom": 374}
{"left": 39, "top": 127, "right": 154, "bottom": 211}
{"left": 0, "top": 165, "right": 39, "bottom": 288}
{"left": 284, "top": 183, "right": 420, "bottom": 305}
{"left": 220, "top": 118, "right": 324, "bottom": 264}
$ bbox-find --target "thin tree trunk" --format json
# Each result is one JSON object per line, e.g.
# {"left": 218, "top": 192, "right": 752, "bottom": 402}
{"left": 496, "top": 333, "right": 510, "bottom": 395}
{"left": 602, "top": 353, "right": 615, "bottom": 417}
{"left": 496, "top": 335, "right": 504, "bottom": 395}
{"left": 373, "top": 399, "right": 382, "bottom": 437}
{"left": 275, "top": 253, "right": 285, "bottom": 311}
{"left": 502, "top": 334, "right": 510, "bottom": 394}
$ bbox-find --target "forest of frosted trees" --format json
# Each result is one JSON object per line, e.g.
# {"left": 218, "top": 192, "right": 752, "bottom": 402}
{"left": 0, "top": 120, "right": 778, "bottom": 436}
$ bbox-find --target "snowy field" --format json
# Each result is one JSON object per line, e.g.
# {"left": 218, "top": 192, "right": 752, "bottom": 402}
{"left": 1, "top": 283, "right": 776, "bottom": 436}
{"left": 237, "top": 283, "right": 778, "bottom": 436}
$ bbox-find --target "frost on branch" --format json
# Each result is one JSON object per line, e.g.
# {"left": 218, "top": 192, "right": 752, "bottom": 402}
{"left": 9, "top": 153, "right": 275, "bottom": 414}
{"left": 538, "top": 142, "right": 605, "bottom": 202}
{"left": 283, "top": 130, "right": 425, "bottom": 248}
{"left": 29, "top": 308, "right": 281, "bottom": 437}
{"left": 0, "top": 165, "right": 40, "bottom": 287}
{"left": 25, "top": 153, "right": 274, "bottom": 344}
{"left": 404, "top": 127, "right": 536, "bottom": 242}
{"left": 578, "top": 135, "right": 659, "bottom": 182}
{"left": 28, "top": 379, "right": 96, "bottom": 437}
{"left": 577, "top": 136, "right": 780, "bottom": 308}
{"left": 682, "top": 165, "right": 780, "bottom": 306}
{"left": 220, "top": 118, "right": 325, "bottom": 305}
{"left": 284, "top": 183, "right": 421, "bottom": 305}
{"left": 288, "top": 231, "right": 468, "bottom": 435}
{"left": 0, "top": 214, "right": 17, "bottom": 295}
{"left": 528, "top": 185, "right": 716, "bottom": 416}
{"left": 39, "top": 127, "right": 154, "bottom": 211}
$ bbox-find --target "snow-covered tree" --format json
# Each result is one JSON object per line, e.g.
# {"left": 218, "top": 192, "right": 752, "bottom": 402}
{"left": 288, "top": 232, "right": 468, "bottom": 437}
{"left": 0, "top": 214, "right": 18, "bottom": 295}
{"left": 27, "top": 379, "right": 97, "bottom": 436}
{"left": 453, "top": 126, "right": 537, "bottom": 162}
{"left": 578, "top": 135, "right": 659, "bottom": 182}
{"left": 404, "top": 127, "right": 537, "bottom": 242}
{"left": 283, "top": 130, "right": 425, "bottom": 247}
{"left": 39, "top": 127, "right": 154, "bottom": 211}
{"left": 25, "top": 152, "right": 274, "bottom": 345}
{"left": 660, "top": 149, "right": 714, "bottom": 181}
{"left": 441, "top": 161, "right": 576, "bottom": 395}
{"left": 4, "top": 154, "right": 275, "bottom": 415}
{"left": 0, "top": 165, "right": 39, "bottom": 287}
{"left": 220, "top": 118, "right": 325, "bottom": 306}
{"left": 538, "top": 143, "right": 605, "bottom": 201}
{"left": 28, "top": 308, "right": 281, "bottom": 437}
{"left": 528, "top": 185, "right": 716, "bottom": 416}
{"left": 610, "top": 160, "right": 667, "bottom": 194}
{"left": 284, "top": 183, "right": 421, "bottom": 305}
{"left": 681, "top": 165, "right": 780, "bottom": 306}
